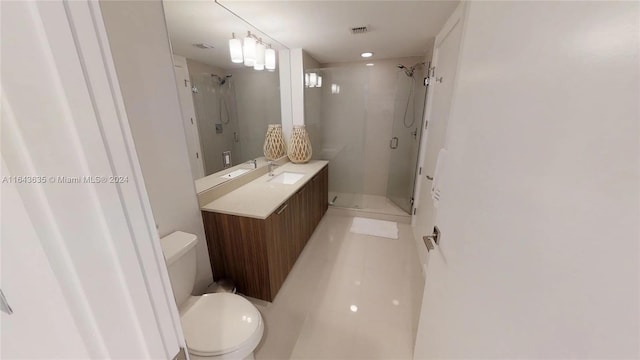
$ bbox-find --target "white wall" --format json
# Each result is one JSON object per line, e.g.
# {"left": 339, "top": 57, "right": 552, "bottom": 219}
{"left": 229, "top": 68, "right": 282, "bottom": 162}
{"left": 302, "top": 51, "right": 322, "bottom": 163}
{"left": 310, "top": 65, "right": 369, "bottom": 197}
{"left": 100, "top": 0, "right": 213, "bottom": 293}
{"left": 279, "top": 49, "right": 294, "bottom": 142}
{"left": 415, "top": 1, "right": 639, "bottom": 357}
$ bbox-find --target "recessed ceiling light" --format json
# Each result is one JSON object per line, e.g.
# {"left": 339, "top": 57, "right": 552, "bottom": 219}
{"left": 361, "top": 52, "right": 373, "bottom": 58}
{"left": 366, "top": 63, "right": 374, "bottom": 66}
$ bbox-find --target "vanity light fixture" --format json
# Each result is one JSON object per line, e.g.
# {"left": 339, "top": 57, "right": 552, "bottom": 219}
{"left": 366, "top": 63, "right": 374, "bottom": 66}
{"left": 230, "top": 32, "right": 277, "bottom": 71}
{"left": 229, "top": 33, "right": 243, "bottom": 63}
{"left": 361, "top": 52, "right": 373, "bottom": 58}
{"left": 305, "top": 72, "right": 322, "bottom": 88}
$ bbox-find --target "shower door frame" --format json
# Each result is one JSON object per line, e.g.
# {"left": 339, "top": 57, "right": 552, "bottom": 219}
{"left": 386, "top": 64, "right": 431, "bottom": 215}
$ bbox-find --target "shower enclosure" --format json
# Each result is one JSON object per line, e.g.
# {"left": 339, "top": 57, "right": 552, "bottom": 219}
{"left": 191, "top": 73, "right": 239, "bottom": 175}
{"left": 305, "top": 59, "right": 427, "bottom": 216}
{"left": 387, "top": 63, "right": 427, "bottom": 213}
{"left": 191, "top": 70, "right": 281, "bottom": 176}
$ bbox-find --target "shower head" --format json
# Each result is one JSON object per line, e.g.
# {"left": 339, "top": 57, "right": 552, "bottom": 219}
{"left": 211, "top": 74, "right": 232, "bottom": 85}
{"left": 398, "top": 62, "right": 426, "bottom": 77}
{"left": 397, "top": 64, "right": 414, "bottom": 77}
{"left": 220, "top": 74, "right": 232, "bottom": 85}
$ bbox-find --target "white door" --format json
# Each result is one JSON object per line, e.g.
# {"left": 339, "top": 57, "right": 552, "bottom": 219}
{"left": 414, "top": 2, "right": 639, "bottom": 357}
{"left": 174, "top": 55, "right": 205, "bottom": 180}
{"left": 412, "top": 4, "right": 466, "bottom": 270}
{"left": 1, "top": 159, "right": 91, "bottom": 358}
{"left": 412, "top": 4, "right": 466, "bottom": 357}
{"left": 1, "top": 1, "right": 186, "bottom": 357}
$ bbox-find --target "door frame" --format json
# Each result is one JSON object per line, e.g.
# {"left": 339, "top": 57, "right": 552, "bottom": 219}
{"left": 409, "top": 2, "right": 468, "bottom": 279}
{"left": 1, "top": 1, "right": 186, "bottom": 357}
{"left": 408, "top": 69, "right": 431, "bottom": 213}
{"left": 173, "top": 54, "right": 206, "bottom": 180}
{"left": 411, "top": 3, "right": 468, "bottom": 227}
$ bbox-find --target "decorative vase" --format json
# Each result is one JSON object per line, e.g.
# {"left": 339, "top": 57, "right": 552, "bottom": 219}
{"left": 263, "top": 124, "right": 286, "bottom": 160}
{"left": 288, "top": 125, "right": 312, "bottom": 163}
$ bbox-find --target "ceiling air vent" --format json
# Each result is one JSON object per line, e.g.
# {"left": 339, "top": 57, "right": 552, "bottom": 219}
{"left": 193, "top": 43, "right": 214, "bottom": 49}
{"left": 350, "top": 26, "right": 369, "bottom": 35}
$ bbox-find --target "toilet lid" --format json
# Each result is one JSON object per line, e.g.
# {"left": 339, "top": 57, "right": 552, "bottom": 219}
{"left": 181, "top": 293, "right": 262, "bottom": 356}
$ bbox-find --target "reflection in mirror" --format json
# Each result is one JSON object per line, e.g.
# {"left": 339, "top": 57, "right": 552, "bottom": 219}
{"left": 163, "top": 1, "right": 287, "bottom": 182}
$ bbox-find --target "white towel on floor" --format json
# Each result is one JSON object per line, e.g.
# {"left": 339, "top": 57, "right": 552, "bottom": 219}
{"left": 349, "top": 217, "right": 398, "bottom": 239}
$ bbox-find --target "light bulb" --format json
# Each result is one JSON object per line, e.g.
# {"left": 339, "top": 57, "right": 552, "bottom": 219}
{"left": 309, "top": 73, "right": 317, "bottom": 87}
{"left": 265, "top": 48, "right": 276, "bottom": 71}
{"left": 254, "top": 42, "right": 265, "bottom": 70}
{"left": 243, "top": 33, "right": 256, "bottom": 67}
{"left": 229, "top": 34, "right": 243, "bottom": 64}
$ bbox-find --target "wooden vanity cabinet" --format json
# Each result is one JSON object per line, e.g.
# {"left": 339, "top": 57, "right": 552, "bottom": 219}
{"left": 202, "top": 165, "right": 328, "bottom": 301}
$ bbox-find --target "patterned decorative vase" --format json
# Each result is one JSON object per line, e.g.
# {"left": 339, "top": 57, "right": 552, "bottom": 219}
{"left": 263, "top": 124, "right": 286, "bottom": 160}
{"left": 288, "top": 125, "right": 312, "bottom": 163}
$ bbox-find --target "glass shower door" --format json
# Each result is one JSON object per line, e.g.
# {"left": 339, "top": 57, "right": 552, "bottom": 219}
{"left": 386, "top": 71, "right": 427, "bottom": 213}
{"left": 305, "top": 66, "right": 369, "bottom": 209}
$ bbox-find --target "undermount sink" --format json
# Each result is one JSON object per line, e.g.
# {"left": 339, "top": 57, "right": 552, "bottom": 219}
{"left": 219, "top": 168, "right": 250, "bottom": 179}
{"left": 268, "top": 171, "right": 305, "bottom": 185}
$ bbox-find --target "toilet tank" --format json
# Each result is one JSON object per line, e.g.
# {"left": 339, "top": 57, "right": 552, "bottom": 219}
{"left": 159, "top": 231, "right": 198, "bottom": 308}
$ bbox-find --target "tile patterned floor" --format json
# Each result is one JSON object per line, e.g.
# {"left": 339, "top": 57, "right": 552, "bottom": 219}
{"left": 252, "top": 209, "right": 424, "bottom": 359}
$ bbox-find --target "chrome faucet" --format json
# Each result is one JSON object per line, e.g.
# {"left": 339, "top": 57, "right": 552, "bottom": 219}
{"left": 268, "top": 161, "right": 279, "bottom": 176}
{"left": 246, "top": 159, "right": 257, "bottom": 169}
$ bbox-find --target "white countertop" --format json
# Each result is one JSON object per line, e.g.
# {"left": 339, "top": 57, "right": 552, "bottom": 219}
{"left": 194, "top": 157, "right": 273, "bottom": 194}
{"left": 201, "top": 160, "right": 329, "bottom": 219}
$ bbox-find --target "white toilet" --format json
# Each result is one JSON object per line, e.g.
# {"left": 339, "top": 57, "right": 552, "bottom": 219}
{"left": 160, "top": 231, "right": 264, "bottom": 360}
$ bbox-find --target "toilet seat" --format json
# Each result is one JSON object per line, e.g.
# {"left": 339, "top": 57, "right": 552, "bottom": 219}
{"left": 181, "top": 293, "right": 263, "bottom": 357}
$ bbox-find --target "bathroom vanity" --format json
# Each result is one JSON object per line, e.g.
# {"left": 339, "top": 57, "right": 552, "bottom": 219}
{"left": 200, "top": 161, "right": 329, "bottom": 301}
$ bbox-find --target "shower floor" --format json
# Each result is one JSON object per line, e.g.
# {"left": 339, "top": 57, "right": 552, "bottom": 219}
{"left": 328, "top": 192, "right": 409, "bottom": 217}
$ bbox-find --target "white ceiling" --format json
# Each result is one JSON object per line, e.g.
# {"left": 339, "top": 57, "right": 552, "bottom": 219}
{"left": 163, "top": 0, "right": 286, "bottom": 70}
{"left": 163, "top": 0, "right": 459, "bottom": 68}
{"left": 218, "top": 0, "right": 458, "bottom": 63}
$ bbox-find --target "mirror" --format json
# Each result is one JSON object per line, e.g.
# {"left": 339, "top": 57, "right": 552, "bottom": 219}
{"left": 162, "top": 1, "right": 288, "bottom": 187}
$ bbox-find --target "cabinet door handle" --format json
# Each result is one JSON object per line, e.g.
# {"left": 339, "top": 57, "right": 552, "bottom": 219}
{"left": 276, "top": 204, "right": 288, "bottom": 215}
